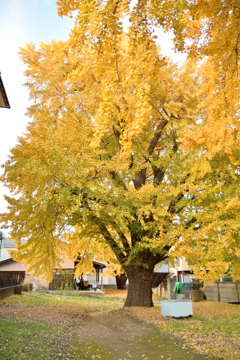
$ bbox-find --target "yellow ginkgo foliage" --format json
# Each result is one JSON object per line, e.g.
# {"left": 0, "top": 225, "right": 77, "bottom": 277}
{"left": 1, "top": 0, "right": 239, "bottom": 307}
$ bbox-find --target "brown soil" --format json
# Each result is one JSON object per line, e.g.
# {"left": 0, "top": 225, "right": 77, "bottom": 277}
{"left": 104, "top": 289, "right": 161, "bottom": 300}
{"left": 104, "top": 289, "right": 128, "bottom": 298}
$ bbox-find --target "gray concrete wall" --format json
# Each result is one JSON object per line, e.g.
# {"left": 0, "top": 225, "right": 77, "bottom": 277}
{"left": 0, "top": 285, "right": 22, "bottom": 301}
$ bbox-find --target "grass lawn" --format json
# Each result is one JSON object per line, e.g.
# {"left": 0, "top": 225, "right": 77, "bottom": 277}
{"left": 0, "top": 292, "right": 122, "bottom": 360}
{"left": 0, "top": 318, "right": 68, "bottom": 359}
{"left": 0, "top": 291, "right": 239, "bottom": 360}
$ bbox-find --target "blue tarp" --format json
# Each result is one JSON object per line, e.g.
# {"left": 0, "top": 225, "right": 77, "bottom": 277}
{"left": 173, "top": 282, "right": 186, "bottom": 294}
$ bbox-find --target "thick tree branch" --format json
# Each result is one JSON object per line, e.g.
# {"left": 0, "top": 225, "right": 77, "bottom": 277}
{"left": 81, "top": 191, "right": 126, "bottom": 264}
{"left": 167, "top": 192, "right": 185, "bottom": 215}
{"left": 132, "top": 168, "right": 146, "bottom": 190}
{"left": 132, "top": 117, "right": 168, "bottom": 190}
{"left": 110, "top": 219, "right": 131, "bottom": 255}
{"left": 148, "top": 118, "right": 168, "bottom": 155}
{"left": 152, "top": 166, "right": 164, "bottom": 187}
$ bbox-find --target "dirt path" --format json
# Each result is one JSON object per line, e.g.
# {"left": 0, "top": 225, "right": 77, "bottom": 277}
{"left": 75, "top": 308, "right": 208, "bottom": 360}
{"left": 0, "top": 292, "right": 210, "bottom": 360}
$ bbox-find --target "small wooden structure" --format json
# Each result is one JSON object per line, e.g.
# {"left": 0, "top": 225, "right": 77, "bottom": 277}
{"left": 0, "top": 259, "right": 25, "bottom": 288}
{"left": 50, "top": 259, "right": 106, "bottom": 291}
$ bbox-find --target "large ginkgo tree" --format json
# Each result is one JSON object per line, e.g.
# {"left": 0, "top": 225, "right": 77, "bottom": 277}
{"left": 1, "top": 0, "right": 239, "bottom": 307}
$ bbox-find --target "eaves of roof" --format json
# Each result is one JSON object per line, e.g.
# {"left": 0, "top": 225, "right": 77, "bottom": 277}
{"left": 0, "top": 73, "right": 10, "bottom": 108}
{"left": 0, "top": 258, "right": 14, "bottom": 266}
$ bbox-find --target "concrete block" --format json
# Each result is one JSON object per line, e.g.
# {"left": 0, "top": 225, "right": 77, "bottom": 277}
{"left": 161, "top": 300, "right": 193, "bottom": 318}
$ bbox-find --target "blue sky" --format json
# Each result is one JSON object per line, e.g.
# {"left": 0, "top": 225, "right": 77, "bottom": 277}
{"left": 0, "top": 0, "right": 185, "bottom": 234}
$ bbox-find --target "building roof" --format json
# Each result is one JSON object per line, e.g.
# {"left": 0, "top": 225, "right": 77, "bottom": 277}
{"left": 152, "top": 272, "right": 169, "bottom": 288}
{"left": 76, "top": 255, "right": 106, "bottom": 269}
{"left": 1, "top": 239, "right": 15, "bottom": 248}
{"left": 92, "top": 260, "right": 106, "bottom": 269}
{"left": 0, "top": 73, "right": 10, "bottom": 108}
{"left": 0, "top": 258, "right": 15, "bottom": 266}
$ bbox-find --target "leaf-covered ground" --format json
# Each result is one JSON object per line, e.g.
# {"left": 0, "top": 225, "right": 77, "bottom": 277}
{"left": 108, "top": 290, "right": 240, "bottom": 360}
{"left": 0, "top": 290, "right": 239, "bottom": 360}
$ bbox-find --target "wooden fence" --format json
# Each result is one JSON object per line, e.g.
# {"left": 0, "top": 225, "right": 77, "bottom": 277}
{"left": 0, "top": 271, "right": 25, "bottom": 288}
{"left": 205, "top": 282, "right": 240, "bottom": 303}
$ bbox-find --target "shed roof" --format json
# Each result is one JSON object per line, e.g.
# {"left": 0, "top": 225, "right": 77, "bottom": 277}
{"left": 0, "top": 258, "right": 15, "bottom": 266}
{"left": 92, "top": 260, "right": 106, "bottom": 269}
{"left": 152, "top": 272, "right": 169, "bottom": 288}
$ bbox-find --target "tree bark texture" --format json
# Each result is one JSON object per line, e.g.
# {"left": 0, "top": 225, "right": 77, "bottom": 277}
{"left": 115, "top": 273, "right": 128, "bottom": 290}
{"left": 123, "top": 250, "right": 161, "bottom": 307}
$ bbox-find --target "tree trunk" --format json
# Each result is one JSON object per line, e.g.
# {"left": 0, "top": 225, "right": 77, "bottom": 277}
{"left": 115, "top": 273, "right": 127, "bottom": 289}
{"left": 124, "top": 268, "right": 154, "bottom": 307}
{"left": 123, "top": 250, "right": 161, "bottom": 307}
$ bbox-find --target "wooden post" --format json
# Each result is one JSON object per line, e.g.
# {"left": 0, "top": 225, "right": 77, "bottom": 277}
{"left": 236, "top": 282, "right": 240, "bottom": 302}
{"left": 101, "top": 268, "right": 103, "bottom": 290}
{"left": 216, "top": 282, "right": 221, "bottom": 302}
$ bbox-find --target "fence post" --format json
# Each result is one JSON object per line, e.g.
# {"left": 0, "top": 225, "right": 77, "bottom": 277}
{"left": 235, "top": 283, "right": 240, "bottom": 302}
{"left": 216, "top": 282, "right": 220, "bottom": 302}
